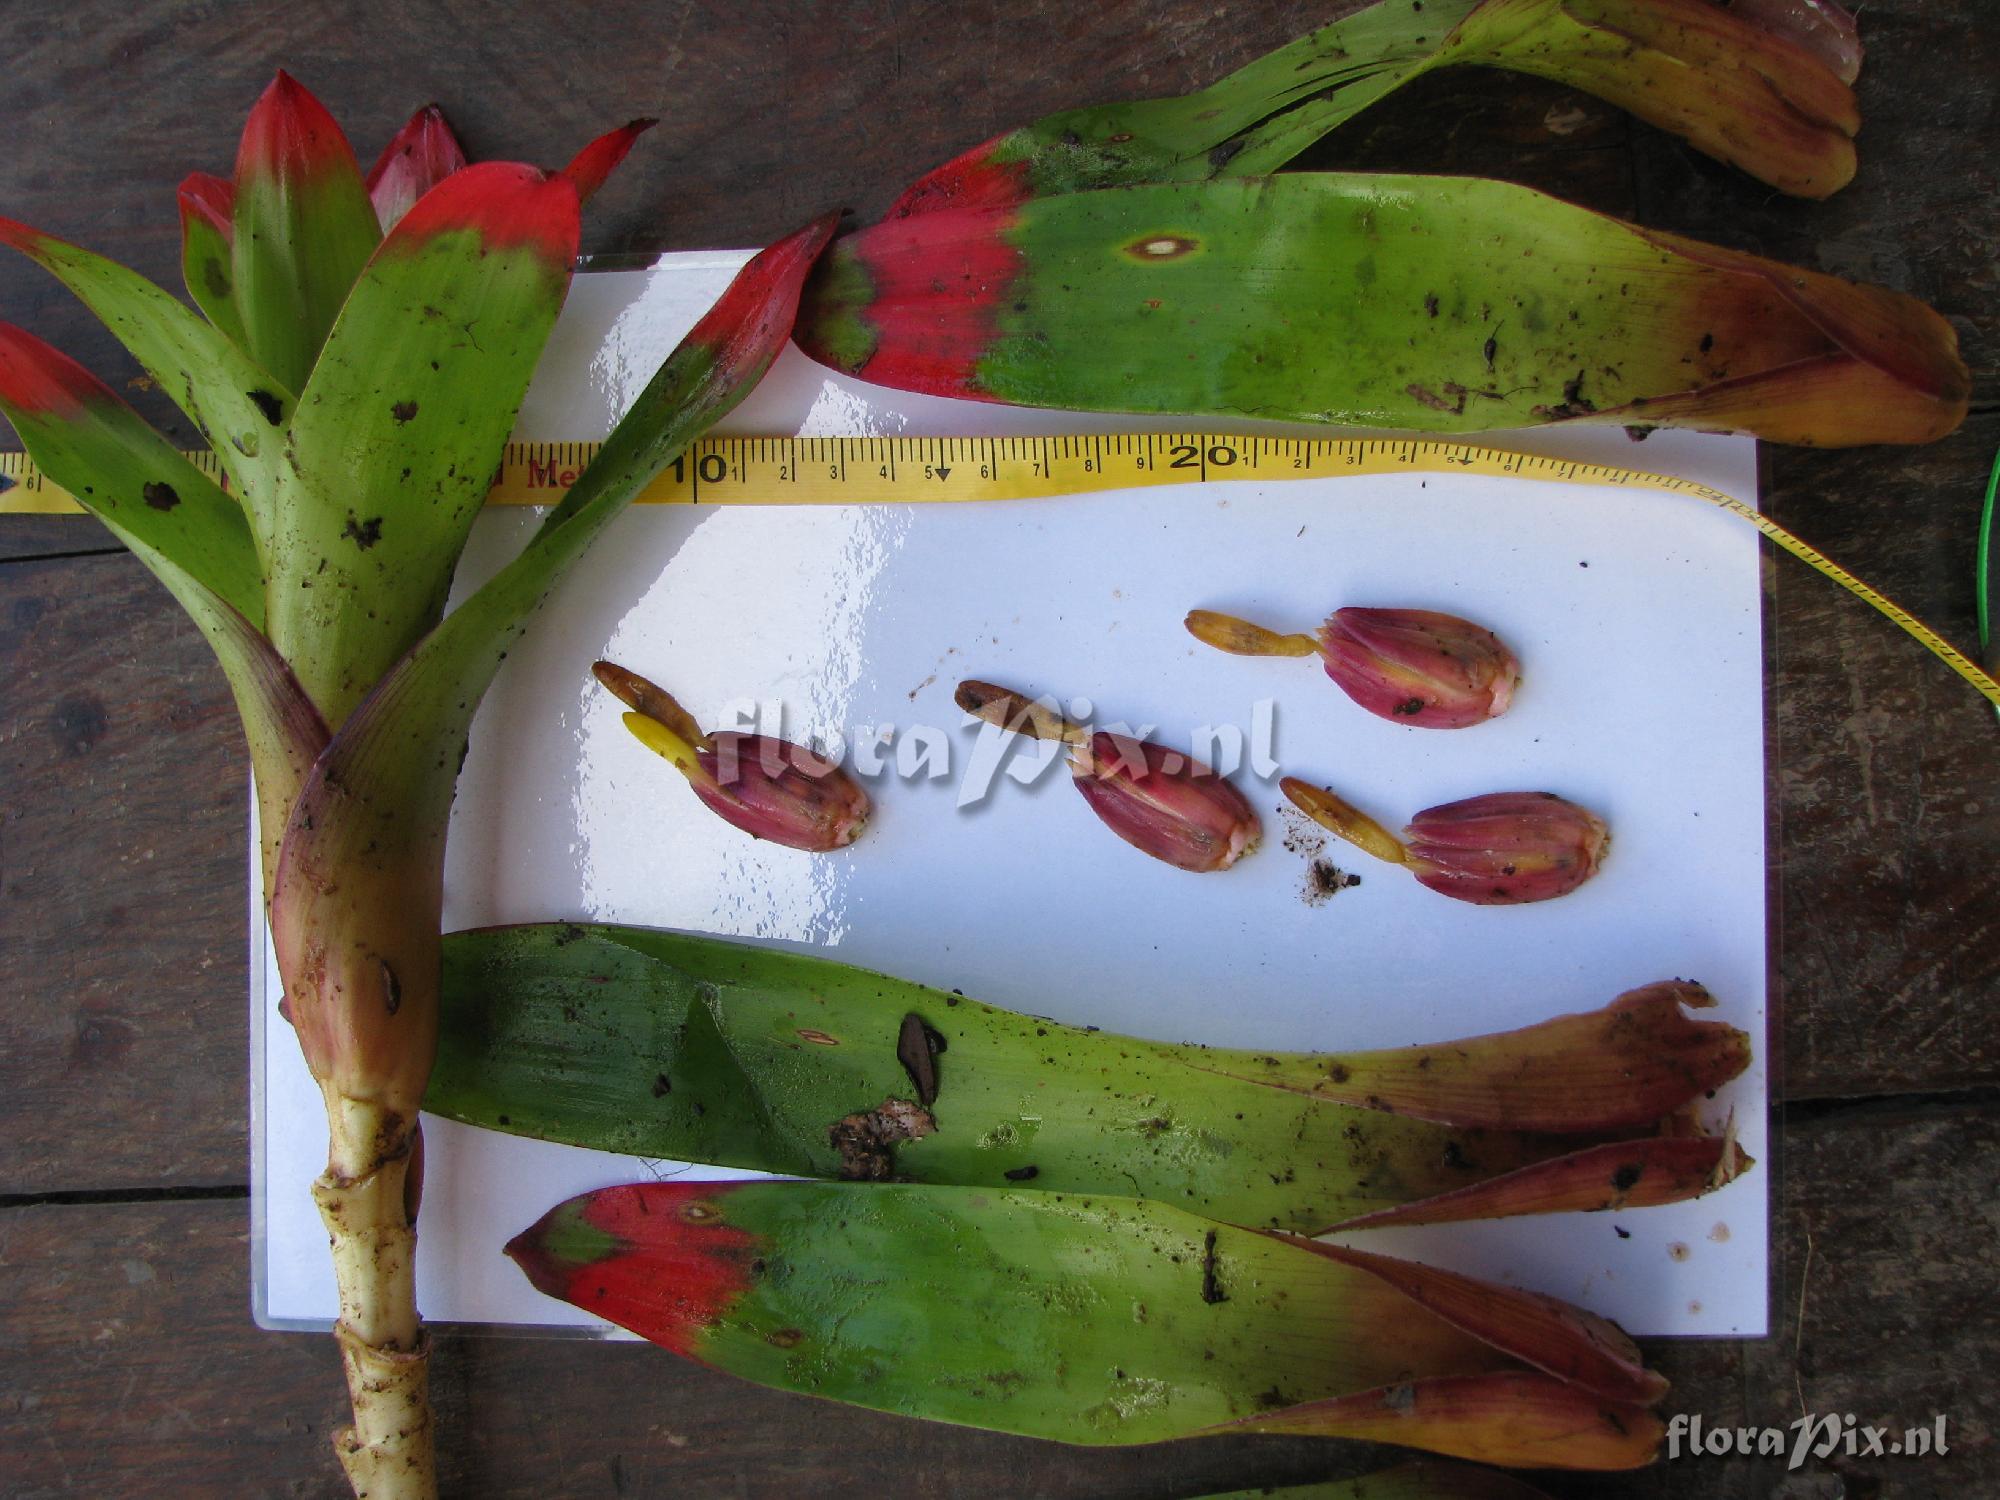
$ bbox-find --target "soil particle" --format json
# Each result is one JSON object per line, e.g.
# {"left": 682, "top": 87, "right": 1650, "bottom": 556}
{"left": 828, "top": 1098, "right": 937, "bottom": 1180}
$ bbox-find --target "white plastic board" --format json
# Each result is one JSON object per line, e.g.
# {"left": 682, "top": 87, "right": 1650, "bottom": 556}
{"left": 253, "top": 251, "right": 1769, "bottom": 1339}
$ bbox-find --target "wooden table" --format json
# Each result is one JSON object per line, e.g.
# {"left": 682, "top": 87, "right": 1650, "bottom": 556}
{"left": 2, "top": 3, "right": 1992, "bottom": 1495}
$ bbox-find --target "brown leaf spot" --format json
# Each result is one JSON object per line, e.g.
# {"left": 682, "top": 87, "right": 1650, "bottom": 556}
{"left": 342, "top": 515, "right": 384, "bottom": 549}
{"left": 391, "top": 400, "right": 419, "bottom": 424}
{"left": 142, "top": 481, "right": 181, "bottom": 512}
{"left": 828, "top": 1098, "right": 937, "bottom": 1180}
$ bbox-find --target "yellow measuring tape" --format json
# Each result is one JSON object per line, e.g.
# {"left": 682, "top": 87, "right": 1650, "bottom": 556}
{"left": 6, "top": 432, "right": 1997, "bottom": 706}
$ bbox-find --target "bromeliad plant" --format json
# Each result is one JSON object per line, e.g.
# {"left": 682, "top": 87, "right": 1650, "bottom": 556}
{"left": 429, "top": 923, "right": 1751, "bottom": 1233}
{"left": 0, "top": 73, "right": 835, "bottom": 1499}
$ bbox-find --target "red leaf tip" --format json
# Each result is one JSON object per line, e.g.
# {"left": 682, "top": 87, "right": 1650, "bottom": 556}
{"left": 366, "top": 104, "right": 469, "bottom": 230}
{"left": 0, "top": 323, "right": 116, "bottom": 417}
{"left": 561, "top": 118, "right": 659, "bottom": 206}
{"left": 382, "top": 159, "right": 580, "bottom": 266}
{"left": 177, "top": 172, "right": 235, "bottom": 239}
{"left": 237, "top": 68, "right": 364, "bottom": 184}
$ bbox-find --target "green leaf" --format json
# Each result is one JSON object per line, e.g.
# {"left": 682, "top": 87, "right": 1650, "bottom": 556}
{"left": 265, "top": 161, "right": 583, "bottom": 727}
{"left": 268, "top": 217, "right": 836, "bottom": 1105}
{"left": 0, "top": 322, "right": 326, "bottom": 888}
{"left": 506, "top": 1180, "right": 1664, "bottom": 1468}
{"left": 429, "top": 923, "right": 1750, "bottom": 1232}
{"left": 177, "top": 173, "right": 247, "bottom": 345}
{"left": 886, "top": 0, "right": 1859, "bottom": 213}
{"left": 797, "top": 172, "right": 1968, "bottom": 447}
{"left": 0, "top": 215, "right": 295, "bottom": 544}
{"left": 228, "top": 71, "right": 383, "bottom": 394}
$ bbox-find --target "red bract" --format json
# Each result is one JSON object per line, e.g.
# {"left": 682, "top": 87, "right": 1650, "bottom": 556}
{"left": 1186, "top": 605, "right": 1519, "bottom": 729}
{"left": 1404, "top": 792, "right": 1609, "bottom": 905}
{"left": 955, "top": 680, "right": 1260, "bottom": 872}
{"left": 595, "top": 660, "right": 870, "bottom": 852}
{"left": 1283, "top": 781, "right": 1608, "bottom": 905}
{"left": 1072, "top": 731, "right": 1259, "bottom": 872}
{"left": 1318, "top": 607, "right": 1520, "bottom": 728}
{"left": 695, "top": 734, "right": 871, "bottom": 851}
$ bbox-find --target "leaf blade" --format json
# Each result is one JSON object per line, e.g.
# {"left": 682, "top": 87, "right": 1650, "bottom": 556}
{"left": 266, "top": 160, "right": 581, "bottom": 726}
{"left": 798, "top": 173, "right": 1967, "bottom": 447}
{"left": 229, "top": 71, "right": 383, "bottom": 393}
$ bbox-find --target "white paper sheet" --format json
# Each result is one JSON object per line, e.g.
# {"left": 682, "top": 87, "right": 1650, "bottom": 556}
{"left": 253, "top": 252, "right": 1769, "bottom": 1339}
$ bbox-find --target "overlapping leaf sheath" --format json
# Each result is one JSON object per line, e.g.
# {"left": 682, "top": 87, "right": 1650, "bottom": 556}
{"left": 430, "top": 924, "right": 1750, "bottom": 1232}
{"left": 889, "top": 0, "right": 1861, "bottom": 214}
{"left": 508, "top": 1181, "right": 1666, "bottom": 1468}
{"left": 1, "top": 71, "right": 835, "bottom": 1500}
{"left": 797, "top": 172, "right": 1967, "bottom": 446}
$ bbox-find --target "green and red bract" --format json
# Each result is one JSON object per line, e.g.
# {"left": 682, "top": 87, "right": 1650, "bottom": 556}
{"left": 0, "top": 69, "right": 836, "bottom": 1500}
{"left": 887, "top": 0, "right": 1861, "bottom": 215}
{"left": 797, "top": 172, "right": 1968, "bottom": 447}
{"left": 508, "top": 1180, "right": 1665, "bottom": 1470}
{"left": 230, "top": 70, "right": 383, "bottom": 394}
{"left": 428, "top": 924, "right": 1751, "bottom": 1233}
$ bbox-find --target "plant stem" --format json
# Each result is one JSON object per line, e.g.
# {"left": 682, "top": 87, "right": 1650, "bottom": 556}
{"left": 314, "top": 1092, "right": 434, "bottom": 1499}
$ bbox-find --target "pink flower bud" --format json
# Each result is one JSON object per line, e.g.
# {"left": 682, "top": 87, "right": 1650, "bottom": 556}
{"left": 693, "top": 733, "right": 870, "bottom": 852}
{"left": 1402, "top": 792, "right": 1609, "bottom": 905}
{"left": 1071, "top": 731, "right": 1259, "bottom": 873}
{"left": 1316, "top": 608, "right": 1519, "bottom": 729}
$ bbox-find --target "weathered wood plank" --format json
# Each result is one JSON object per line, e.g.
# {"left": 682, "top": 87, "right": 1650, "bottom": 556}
{"left": 0, "top": 553, "right": 248, "bottom": 1194}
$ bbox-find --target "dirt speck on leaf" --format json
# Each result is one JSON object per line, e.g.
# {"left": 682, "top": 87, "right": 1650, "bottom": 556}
{"left": 828, "top": 1098, "right": 936, "bottom": 1180}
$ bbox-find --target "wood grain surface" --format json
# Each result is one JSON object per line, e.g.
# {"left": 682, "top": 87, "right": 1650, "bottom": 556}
{"left": 2, "top": 1, "right": 1993, "bottom": 1495}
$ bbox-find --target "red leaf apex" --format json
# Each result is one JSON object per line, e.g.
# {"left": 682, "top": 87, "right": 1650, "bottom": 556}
{"left": 383, "top": 160, "right": 581, "bottom": 266}
{"left": 507, "top": 1183, "right": 761, "bottom": 1356}
{"left": 177, "top": 172, "right": 235, "bottom": 240}
{"left": 366, "top": 104, "right": 469, "bottom": 231}
{"left": 236, "top": 69, "right": 365, "bottom": 185}
{"left": 0, "top": 215, "right": 52, "bottom": 257}
{"left": 685, "top": 211, "right": 841, "bottom": 368}
{"left": 0, "top": 322, "right": 119, "bottom": 417}
{"left": 561, "top": 118, "right": 658, "bottom": 206}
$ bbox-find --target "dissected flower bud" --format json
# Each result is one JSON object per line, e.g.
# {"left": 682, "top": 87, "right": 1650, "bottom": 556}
{"left": 1317, "top": 608, "right": 1519, "bottom": 728}
{"left": 597, "top": 661, "right": 868, "bottom": 852}
{"left": 1283, "top": 780, "right": 1606, "bottom": 905}
{"left": 1403, "top": 791, "right": 1608, "bottom": 904}
{"left": 1072, "top": 732, "right": 1259, "bottom": 872}
{"left": 957, "top": 679, "right": 1259, "bottom": 872}
{"left": 1186, "top": 606, "right": 1518, "bottom": 729}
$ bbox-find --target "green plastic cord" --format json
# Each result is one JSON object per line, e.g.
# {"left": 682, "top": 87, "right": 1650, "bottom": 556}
{"left": 1981, "top": 446, "right": 2000, "bottom": 720}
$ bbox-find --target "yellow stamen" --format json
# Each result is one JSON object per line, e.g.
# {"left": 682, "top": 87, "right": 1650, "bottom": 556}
{"left": 1281, "top": 778, "right": 1409, "bottom": 865}
{"left": 1184, "top": 609, "right": 1320, "bottom": 659}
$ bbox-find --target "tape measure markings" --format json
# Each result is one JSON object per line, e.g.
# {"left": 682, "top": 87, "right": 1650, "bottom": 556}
{"left": 5, "top": 434, "right": 1995, "bottom": 707}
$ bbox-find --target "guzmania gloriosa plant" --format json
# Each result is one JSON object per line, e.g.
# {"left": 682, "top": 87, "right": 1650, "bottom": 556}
{"left": 0, "top": 72, "right": 835, "bottom": 1497}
